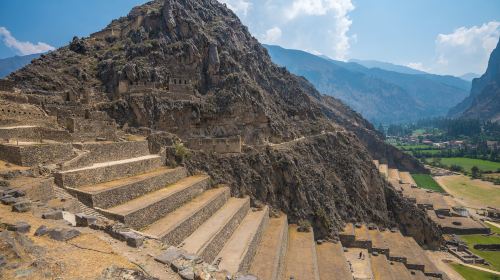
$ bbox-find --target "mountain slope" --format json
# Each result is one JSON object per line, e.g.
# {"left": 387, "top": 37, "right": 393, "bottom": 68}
{"left": 350, "top": 59, "right": 427, "bottom": 75}
{"left": 0, "top": 54, "right": 41, "bottom": 78}
{"left": 4, "top": 0, "right": 427, "bottom": 237}
{"left": 450, "top": 39, "right": 500, "bottom": 122}
{"left": 267, "top": 45, "right": 470, "bottom": 124}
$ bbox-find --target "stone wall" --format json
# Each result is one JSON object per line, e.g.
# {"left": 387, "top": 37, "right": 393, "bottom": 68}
{"left": 185, "top": 136, "right": 241, "bottom": 154}
{"left": 66, "top": 117, "right": 117, "bottom": 141}
{"left": 0, "top": 143, "right": 74, "bottom": 166}
{"left": 0, "top": 127, "right": 72, "bottom": 143}
{"left": 0, "top": 103, "right": 57, "bottom": 126}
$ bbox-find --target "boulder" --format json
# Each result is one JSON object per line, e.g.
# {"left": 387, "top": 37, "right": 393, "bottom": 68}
{"left": 34, "top": 225, "right": 49, "bottom": 237}
{"left": 42, "top": 210, "right": 64, "bottom": 220}
{"left": 178, "top": 267, "right": 195, "bottom": 280}
{"left": 47, "top": 228, "right": 81, "bottom": 241}
{"left": 6, "top": 222, "right": 31, "bottom": 233}
{"left": 12, "top": 200, "right": 31, "bottom": 213}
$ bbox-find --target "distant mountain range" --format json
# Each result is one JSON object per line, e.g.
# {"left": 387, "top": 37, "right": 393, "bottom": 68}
{"left": 265, "top": 45, "right": 471, "bottom": 124}
{"left": 0, "top": 54, "right": 41, "bottom": 78}
{"left": 460, "top": 73, "right": 481, "bottom": 82}
{"left": 449, "top": 39, "right": 500, "bottom": 122}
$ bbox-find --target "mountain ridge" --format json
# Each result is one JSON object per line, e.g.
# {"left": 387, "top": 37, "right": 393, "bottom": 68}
{"left": 265, "top": 44, "right": 470, "bottom": 124}
{"left": 0, "top": 53, "right": 42, "bottom": 78}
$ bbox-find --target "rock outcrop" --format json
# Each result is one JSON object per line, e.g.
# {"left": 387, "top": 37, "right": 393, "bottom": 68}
{"left": 449, "top": 38, "right": 500, "bottom": 122}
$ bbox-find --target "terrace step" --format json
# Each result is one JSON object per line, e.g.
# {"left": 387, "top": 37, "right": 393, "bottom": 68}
{"left": 316, "top": 241, "right": 353, "bottom": 280}
{"left": 371, "top": 254, "right": 411, "bottom": 280}
{"left": 216, "top": 206, "right": 269, "bottom": 274}
{"left": 353, "top": 224, "right": 372, "bottom": 249}
{"left": 344, "top": 248, "right": 374, "bottom": 280}
{"left": 62, "top": 141, "right": 151, "bottom": 170}
{"left": 248, "top": 215, "right": 288, "bottom": 280}
{"left": 70, "top": 167, "right": 188, "bottom": 209}
{"left": 283, "top": 225, "right": 320, "bottom": 280}
{"left": 98, "top": 175, "right": 210, "bottom": 229}
{"left": 368, "top": 228, "right": 390, "bottom": 256}
{"left": 181, "top": 197, "right": 250, "bottom": 263}
{"left": 54, "top": 154, "right": 163, "bottom": 188}
{"left": 403, "top": 237, "right": 442, "bottom": 277}
{"left": 143, "top": 186, "right": 230, "bottom": 244}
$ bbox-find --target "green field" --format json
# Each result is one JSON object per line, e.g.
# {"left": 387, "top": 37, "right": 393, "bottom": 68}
{"left": 460, "top": 224, "right": 500, "bottom": 272}
{"left": 396, "top": 144, "right": 433, "bottom": 150}
{"left": 451, "top": 263, "right": 500, "bottom": 280}
{"left": 411, "top": 174, "right": 445, "bottom": 192}
{"left": 430, "top": 157, "right": 500, "bottom": 173}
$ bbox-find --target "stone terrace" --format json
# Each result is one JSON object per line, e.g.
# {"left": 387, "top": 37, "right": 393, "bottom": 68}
{"left": 375, "top": 160, "right": 490, "bottom": 235}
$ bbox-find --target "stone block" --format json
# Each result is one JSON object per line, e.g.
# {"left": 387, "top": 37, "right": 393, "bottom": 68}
{"left": 42, "top": 210, "right": 64, "bottom": 220}
{"left": 12, "top": 200, "right": 31, "bottom": 212}
{"left": 34, "top": 225, "right": 48, "bottom": 236}
{"left": 179, "top": 267, "right": 195, "bottom": 280}
{"left": 121, "top": 231, "right": 144, "bottom": 248}
{"left": 4, "top": 189, "right": 26, "bottom": 198}
{"left": 1, "top": 195, "right": 17, "bottom": 205}
{"left": 75, "top": 213, "right": 97, "bottom": 227}
{"left": 7, "top": 222, "right": 31, "bottom": 233}
{"left": 47, "top": 228, "right": 81, "bottom": 241}
{"left": 155, "top": 246, "right": 184, "bottom": 265}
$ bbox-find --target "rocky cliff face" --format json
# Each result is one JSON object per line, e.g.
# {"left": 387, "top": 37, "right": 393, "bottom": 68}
{"left": 5, "top": 0, "right": 431, "bottom": 241}
{"left": 449, "top": 38, "right": 500, "bottom": 122}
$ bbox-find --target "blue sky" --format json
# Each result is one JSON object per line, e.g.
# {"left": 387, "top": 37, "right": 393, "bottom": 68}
{"left": 1, "top": 0, "right": 499, "bottom": 76}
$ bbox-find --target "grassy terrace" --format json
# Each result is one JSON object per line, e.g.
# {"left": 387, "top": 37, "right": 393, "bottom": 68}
{"left": 459, "top": 224, "right": 500, "bottom": 272}
{"left": 451, "top": 263, "right": 500, "bottom": 280}
{"left": 411, "top": 173, "right": 445, "bottom": 192}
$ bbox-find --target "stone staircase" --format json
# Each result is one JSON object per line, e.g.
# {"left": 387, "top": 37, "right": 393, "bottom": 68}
{"left": 49, "top": 140, "right": 447, "bottom": 279}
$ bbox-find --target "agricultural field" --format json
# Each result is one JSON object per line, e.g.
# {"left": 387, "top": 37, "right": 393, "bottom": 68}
{"left": 429, "top": 157, "right": 500, "bottom": 173}
{"left": 450, "top": 263, "right": 500, "bottom": 280}
{"left": 460, "top": 225, "right": 500, "bottom": 272}
{"left": 411, "top": 174, "right": 445, "bottom": 192}
{"left": 435, "top": 175, "right": 500, "bottom": 209}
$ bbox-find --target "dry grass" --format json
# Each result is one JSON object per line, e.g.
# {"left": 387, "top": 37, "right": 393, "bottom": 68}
{"left": 435, "top": 175, "right": 500, "bottom": 209}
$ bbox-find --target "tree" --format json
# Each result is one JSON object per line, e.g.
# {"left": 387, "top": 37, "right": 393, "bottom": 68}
{"left": 471, "top": 166, "right": 481, "bottom": 179}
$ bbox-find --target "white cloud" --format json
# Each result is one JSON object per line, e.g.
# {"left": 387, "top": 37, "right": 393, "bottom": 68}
{"left": 218, "top": 0, "right": 252, "bottom": 16}
{"left": 406, "top": 62, "right": 428, "bottom": 72}
{"left": 0, "top": 27, "right": 54, "bottom": 56}
{"left": 434, "top": 21, "right": 500, "bottom": 75}
{"left": 285, "top": 0, "right": 355, "bottom": 61}
{"left": 262, "top": 27, "right": 282, "bottom": 43}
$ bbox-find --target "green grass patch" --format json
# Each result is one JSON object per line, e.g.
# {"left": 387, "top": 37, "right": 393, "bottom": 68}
{"left": 411, "top": 174, "right": 445, "bottom": 192}
{"left": 451, "top": 263, "right": 500, "bottom": 280}
{"left": 460, "top": 232, "right": 500, "bottom": 272}
{"left": 396, "top": 144, "right": 432, "bottom": 150}
{"left": 433, "top": 158, "right": 500, "bottom": 173}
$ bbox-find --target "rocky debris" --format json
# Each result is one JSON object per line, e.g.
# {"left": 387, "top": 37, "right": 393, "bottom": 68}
{"left": 97, "top": 266, "right": 159, "bottom": 280}
{"left": 75, "top": 213, "right": 97, "bottom": 227}
{"left": 6, "top": 222, "right": 31, "bottom": 234}
{"left": 0, "top": 180, "right": 10, "bottom": 187}
{"left": 47, "top": 227, "right": 81, "bottom": 241}
{"left": 34, "top": 225, "right": 48, "bottom": 237}
{"left": 42, "top": 210, "right": 64, "bottom": 220}
{"left": 235, "top": 275, "right": 258, "bottom": 280}
{"left": 69, "top": 36, "right": 89, "bottom": 55}
{"left": 178, "top": 267, "right": 195, "bottom": 280}
{"left": 12, "top": 200, "right": 31, "bottom": 213}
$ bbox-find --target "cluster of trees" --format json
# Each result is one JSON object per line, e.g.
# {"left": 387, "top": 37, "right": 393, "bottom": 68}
{"left": 411, "top": 145, "right": 500, "bottom": 162}
{"left": 381, "top": 117, "right": 500, "bottom": 141}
